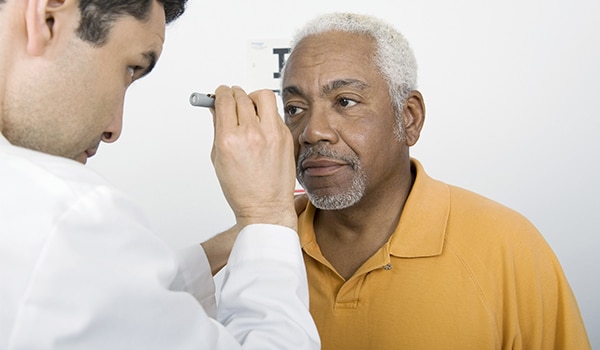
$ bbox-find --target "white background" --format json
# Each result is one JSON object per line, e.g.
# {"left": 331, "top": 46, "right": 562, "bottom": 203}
{"left": 89, "top": 0, "right": 599, "bottom": 345}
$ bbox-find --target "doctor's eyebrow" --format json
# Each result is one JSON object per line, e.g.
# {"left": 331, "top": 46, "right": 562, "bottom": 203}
{"left": 138, "top": 51, "right": 158, "bottom": 78}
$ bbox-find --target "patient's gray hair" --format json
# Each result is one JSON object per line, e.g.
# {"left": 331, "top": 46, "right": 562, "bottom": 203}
{"left": 286, "top": 12, "right": 418, "bottom": 141}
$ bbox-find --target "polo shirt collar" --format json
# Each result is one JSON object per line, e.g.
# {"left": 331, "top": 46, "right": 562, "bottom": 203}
{"left": 389, "top": 158, "right": 449, "bottom": 258}
{"left": 298, "top": 158, "right": 450, "bottom": 259}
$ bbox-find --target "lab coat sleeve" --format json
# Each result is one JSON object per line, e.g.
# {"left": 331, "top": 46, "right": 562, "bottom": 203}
{"left": 218, "top": 224, "right": 321, "bottom": 349}
{"left": 8, "top": 186, "right": 319, "bottom": 350}
{"left": 171, "top": 244, "right": 217, "bottom": 317}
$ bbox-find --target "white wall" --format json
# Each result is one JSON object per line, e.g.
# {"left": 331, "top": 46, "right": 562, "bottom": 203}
{"left": 89, "top": 0, "right": 600, "bottom": 345}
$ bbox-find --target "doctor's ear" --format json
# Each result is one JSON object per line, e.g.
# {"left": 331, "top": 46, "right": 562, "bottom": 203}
{"left": 25, "top": 0, "right": 75, "bottom": 56}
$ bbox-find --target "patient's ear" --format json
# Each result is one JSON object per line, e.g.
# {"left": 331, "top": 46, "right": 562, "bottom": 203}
{"left": 401, "top": 90, "right": 426, "bottom": 146}
{"left": 25, "top": 0, "right": 72, "bottom": 56}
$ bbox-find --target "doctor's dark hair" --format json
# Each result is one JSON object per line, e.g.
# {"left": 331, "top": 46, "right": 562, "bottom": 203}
{"left": 77, "top": 0, "right": 187, "bottom": 46}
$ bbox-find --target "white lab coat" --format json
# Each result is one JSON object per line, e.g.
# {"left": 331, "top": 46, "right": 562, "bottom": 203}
{"left": 0, "top": 135, "right": 320, "bottom": 349}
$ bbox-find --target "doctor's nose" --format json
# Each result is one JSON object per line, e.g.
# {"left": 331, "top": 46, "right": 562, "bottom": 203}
{"left": 102, "top": 109, "right": 124, "bottom": 143}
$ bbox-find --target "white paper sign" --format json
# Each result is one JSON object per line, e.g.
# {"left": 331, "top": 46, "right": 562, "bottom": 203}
{"left": 247, "top": 38, "right": 291, "bottom": 95}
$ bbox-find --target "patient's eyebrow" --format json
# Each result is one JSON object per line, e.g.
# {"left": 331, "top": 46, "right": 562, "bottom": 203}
{"left": 282, "top": 85, "right": 305, "bottom": 99}
{"left": 321, "top": 79, "right": 369, "bottom": 95}
{"left": 282, "top": 79, "right": 369, "bottom": 99}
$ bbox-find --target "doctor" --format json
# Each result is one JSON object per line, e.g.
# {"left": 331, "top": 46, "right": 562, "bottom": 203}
{"left": 0, "top": 0, "right": 319, "bottom": 349}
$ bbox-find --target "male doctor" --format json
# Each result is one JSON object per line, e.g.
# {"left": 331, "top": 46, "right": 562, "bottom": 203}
{"left": 0, "top": 0, "right": 319, "bottom": 348}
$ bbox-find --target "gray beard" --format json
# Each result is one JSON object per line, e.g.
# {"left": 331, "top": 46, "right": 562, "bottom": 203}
{"left": 297, "top": 145, "right": 366, "bottom": 210}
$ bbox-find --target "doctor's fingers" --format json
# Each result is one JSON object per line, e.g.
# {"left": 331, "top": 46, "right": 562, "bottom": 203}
{"left": 247, "top": 89, "right": 280, "bottom": 126}
{"left": 231, "top": 86, "right": 260, "bottom": 126}
{"left": 247, "top": 89, "right": 292, "bottom": 147}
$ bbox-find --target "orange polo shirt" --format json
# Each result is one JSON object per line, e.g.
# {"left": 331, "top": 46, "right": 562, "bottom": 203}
{"left": 298, "top": 159, "right": 590, "bottom": 349}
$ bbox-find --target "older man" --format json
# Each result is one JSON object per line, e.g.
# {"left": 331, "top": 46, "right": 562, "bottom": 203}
{"left": 281, "top": 12, "right": 590, "bottom": 349}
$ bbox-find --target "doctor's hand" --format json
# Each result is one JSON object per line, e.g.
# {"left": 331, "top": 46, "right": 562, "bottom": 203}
{"left": 201, "top": 192, "right": 309, "bottom": 276}
{"left": 210, "top": 85, "right": 297, "bottom": 231}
